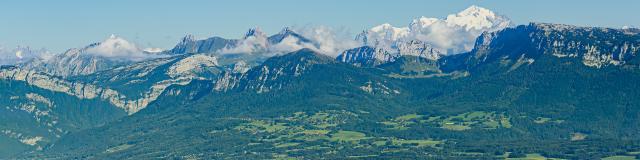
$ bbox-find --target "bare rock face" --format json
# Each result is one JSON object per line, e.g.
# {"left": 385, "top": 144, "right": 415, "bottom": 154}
{"left": 471, "top": 23, "right": 640, "bottom": 69}
{"left": 215, "top": 49, "right": 333, "bottom": 93}
{"left": 2, "top": 53, "right": 224, "bottom": 115}
{"left": 336, "top": 40, "right": 442, "bottom": 67}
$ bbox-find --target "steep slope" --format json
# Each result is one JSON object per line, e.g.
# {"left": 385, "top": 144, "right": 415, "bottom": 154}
{"left": 336, "top": 40, "right": 442, "bottom": 66}
{"left": 70, "top": 53, "right": 223, "bottom": 114}
{"left": 0, "top": 47, "right": 228, "bottom": 158}
{"left": 167, "top": 34, "right": 238, "bottom": 55}
{"left": 439, "top": 23, "right": 640, "bottom": 73}
{"left": 226, "top": 48, "right": 336, "bottom": 93}
{"left": 267, "top": 27, "right": 313, "bottom": 45}
{"left": 336, "top": 46, "right": 393, "bottom": 67}
{"left": 0, "top": 67, "right": 126, "bottom": 158}
{"left": 0, "top": 53, "right": 224, "bottom": 157}
{"left": 377, "top": 56, "right": 444, "bottom": 77}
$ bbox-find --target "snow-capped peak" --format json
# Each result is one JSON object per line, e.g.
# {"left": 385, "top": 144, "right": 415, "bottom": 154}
{"left": 409, "top": 17, "right": 439, "bottom": 29}
{"left": 445, "top": 5, "right": 510, "bottom": 31}
{"left": 358, "top": 5, "right": 512, "bottom": 56}
{"left": 361, "top": 23, "right": 410, "bottom": 48}
{"left": 370, "top": 23, "right": 410, "bottom": 40}
{"left": 457, "top": 5, "right": 490, "bottom": 17}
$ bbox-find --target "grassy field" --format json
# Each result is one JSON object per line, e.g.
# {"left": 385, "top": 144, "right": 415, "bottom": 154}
{"left": 275, "top": 142, "right": 300, "bottom": 148}
{"left": 329, "top": 131, "right": 368, "bottom": 142}
{"left": 382, "top": 111, "right": 512, "bottom": 131}
{"left": 391, "top": 138, "right": 441, "bottom": 147}
{"left": 601, "top": 156, "right": 637, "bottom": 160}
{"left": 230, "top": 110, "right": 446, "bottom": 159}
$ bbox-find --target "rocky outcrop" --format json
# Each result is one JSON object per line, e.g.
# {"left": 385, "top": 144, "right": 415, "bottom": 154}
{"left": 0, "top": 67, "right": 189, "bottom": 114}
{"left": 471, "top": 23, "right": 640, "bottom": 69}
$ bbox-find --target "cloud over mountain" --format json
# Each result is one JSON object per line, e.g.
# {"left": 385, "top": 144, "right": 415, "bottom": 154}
{"left": 0, "top": 45, "right": 52, "bottom": 65}
{"left": 296, "top": 26, "right": 361, "bottom": 57}
{"left": 219, "top": 26, "right": 359, "bottom": 57}
{"left": 358, "top": 5, "right": 511, "bottom": 55}
{"left": 84, "top": 35, "right": 162, "bottom": 61}
{"left": 219, "top": 28, "right": 270, "bottom": 54}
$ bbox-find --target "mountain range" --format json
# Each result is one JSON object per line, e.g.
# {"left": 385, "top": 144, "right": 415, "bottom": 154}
{"left": 1, "top": 6, "right": 640, "bottom": 159}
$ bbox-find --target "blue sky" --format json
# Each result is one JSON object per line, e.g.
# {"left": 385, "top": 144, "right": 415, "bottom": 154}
{"left": 1, "top": 0, "right": 638, "bottom": 53}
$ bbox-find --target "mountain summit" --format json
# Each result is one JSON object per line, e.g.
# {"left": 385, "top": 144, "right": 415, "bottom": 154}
{"left": 339, "top": 6, "right": 511, "bottom": 67}
{"left": 357, "top": 5, "right": 511, "bottom": 56}
{"left": 444, "top": 5, "right": 511, "bottom": 31}
{"left": 19, "top": 35, "right": 158, "bottom": 77}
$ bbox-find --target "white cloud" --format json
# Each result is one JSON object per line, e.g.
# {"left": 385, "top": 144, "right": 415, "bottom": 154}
{"left": 219, "top": 28, "right": 268, "bottom": 54}
{"left": 84, "top": 34, "right": 163, "bottom": 61}
{"left": 217, "top": 26, "right": 359, "bottom": 57}
{"left": 39, "top": 51, "right": 55, "bottom": 61}
{"left": 219, "top": 35, "right": 268, "bottom": 54}
{"left": 296, "top": 26, "right": 360, "bottom": 57}
{"left": 269, "top": 36, "right": 309, "bottom": 53}
{"left": 1, "top": 35, "right": 165, "bottom": 65}
{"left": 359, "top": 5, "right": 511, "bottom": 55}
{"left": 143, "top": 47, "right": 165, "bottom": 53}
{"left": 0, "top": 45, "right": 52, "bottom": 65}
{"left": 15, "top": 50, "right": 23, "bottom": 59}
